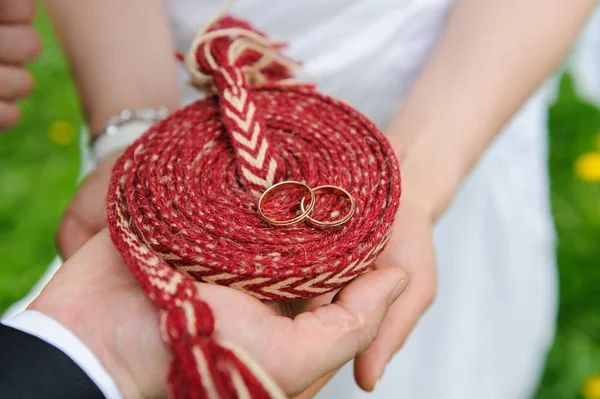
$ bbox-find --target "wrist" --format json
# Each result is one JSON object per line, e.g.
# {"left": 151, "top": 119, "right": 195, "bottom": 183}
{"left": 91, "top": 107, "right": 169, "bottom": 163}
{"left": 29, "top": 290, "right": 142, "bottom": 398}
{"left": 2, "top": 311, "right": 122, "bottom": 399}
{"left": 30, "top": 232, "right": 172, "bottom": 397}
{"left": 390, "top": 134, "right": 463, "bottom": 222}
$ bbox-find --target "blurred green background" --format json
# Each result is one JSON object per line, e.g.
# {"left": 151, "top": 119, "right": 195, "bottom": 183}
{"left": 1, "top": 8, "right": 599, "bottom": 399}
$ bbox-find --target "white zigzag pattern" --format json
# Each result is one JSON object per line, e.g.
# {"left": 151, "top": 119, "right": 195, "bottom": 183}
{"left": 223, "top": 88, "right": 248, "bottom": 113}
{"left": 200, "top": 273, "right": 273, "bottom": 299}
{"left": 230, "top": 277, "right": 270, "bottom": 292}
{"left": 260, "top": 277, "right": 302, "bottom": 298}
{"left": 115, "top": 196, "right": 192, "bottom": 301}
{"left": 225, "top": 102, "right": 255, "bottom": 132}
{"left": 177, "top": 265, "right": 211, "bottom": 273}
{"left": 219, "top": 68, "right": 237, "bottom": 88}
{"left": 336, "top": 260, "right": 359, "bottom": 280}
{"left": 293, "top": 273, "right": 333, "bottom": 294}
{"left": 241, "top": 158, "right": 277, "bottom": 188}
{"left": 223, "top": 87, "right": 279, "bottom": 187}
{"left": 232, "top": 124, "right": 261, "bottom": 151}
{"left": 202, "top": 273, "right": 236, "bottom": 284}
{"left": 238, "top": 139, "right": 268, "bottom": 168}
{"left": 148, "top": 273, "right": 183, "bottom": 295}
{"left": 327, "top": 230, "right": 394, "bottom": 284}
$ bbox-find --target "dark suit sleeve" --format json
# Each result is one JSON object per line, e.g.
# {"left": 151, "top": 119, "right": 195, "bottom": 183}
{"left": 0, "top": 323, "right": 106, "bottom": 399}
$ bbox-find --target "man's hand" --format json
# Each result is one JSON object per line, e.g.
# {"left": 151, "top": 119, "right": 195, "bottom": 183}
{"left": 56, "top": 153, "right": 119, "bottom": 259}
{"left": 31, "top": 230, "right": 410, "bottom": 398}
{"left": 55, "top": 142, "right": 436, "bottom": 398}
{"left": 0, "top": 0, "right": 40, "bottom": 131}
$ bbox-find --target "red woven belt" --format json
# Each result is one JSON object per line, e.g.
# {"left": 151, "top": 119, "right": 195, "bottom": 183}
{"left": 107, "top": 15, "right": 401, "bottom": 399}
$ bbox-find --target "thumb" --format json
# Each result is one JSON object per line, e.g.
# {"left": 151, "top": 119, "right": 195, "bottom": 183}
{"left": 288, "top": 267, "right": 410, "bottom": 389}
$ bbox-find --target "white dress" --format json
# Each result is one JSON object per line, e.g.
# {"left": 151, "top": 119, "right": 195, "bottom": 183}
{"left": 4, "top": 1, "right": 600, "bottom": 398}
{"left": 168, "top": 2, "right": 556, "bottom": 399}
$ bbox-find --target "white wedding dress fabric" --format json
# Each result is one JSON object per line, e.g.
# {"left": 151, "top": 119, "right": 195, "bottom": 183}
{"left": 169, "top": 2, "right": 558, "bottom": 398}
{"left": 570, "top": 8, "right": 600, "bottom": 106}
{"left": 4, "top": 1, "right": 600, "bottom": 398}
{"left": 169, "top": 2, "right": 600, "bottom": 398}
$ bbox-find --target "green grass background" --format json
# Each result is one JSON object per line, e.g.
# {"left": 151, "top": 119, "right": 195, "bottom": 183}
{"left": 0, "top": 9, "right": 599, "bottom": 399}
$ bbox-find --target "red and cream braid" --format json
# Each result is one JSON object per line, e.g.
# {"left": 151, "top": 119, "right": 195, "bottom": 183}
{"left": 106, "top": 16, "right": 401, "bottom": 399}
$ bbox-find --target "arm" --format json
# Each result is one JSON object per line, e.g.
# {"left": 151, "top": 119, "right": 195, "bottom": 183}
{"left": 43, "top": 0, "right": 182, "bottom": 257}
{"left": 1, "top": 314, "right": 113, "bottom": 399}
{"left": 389, "top": 0, "right": 597, "bottom": 219}
{"left": 43, "top": 0, "right": 181, "bottom": 134}
{"left": 353, "top": 0, "right": 598, "bottom": 391}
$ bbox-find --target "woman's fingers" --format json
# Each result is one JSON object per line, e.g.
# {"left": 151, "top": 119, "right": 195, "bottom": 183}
{"left": 0, "top": 64, "right": 32, "bottom": 100}
{"left": 0, "top": 25, "right": 41, "bottom": 64}
{"left": 353, "top": 269, "right": 436, "bottom": 391}
{"left": 56, "top": 154, "right": 121, "bottom": 259}
{"left": 353, "top": 234, "right": 437, "bottom": 392}
{"left": 0, "top": 0, "right": 36, "bottom": 23}
{"left": 349, "top": 198, "right": 438, "bottom": 391}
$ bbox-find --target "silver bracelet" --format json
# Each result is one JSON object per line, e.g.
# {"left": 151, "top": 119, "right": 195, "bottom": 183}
{"left": 91, "top": 107, "right": 170, "bottom": 145}
{"left": 90, "top": 107, "right": 169, "bottom": 162}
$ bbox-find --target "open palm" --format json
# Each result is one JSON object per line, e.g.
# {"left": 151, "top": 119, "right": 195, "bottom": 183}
{"left": 33, "top": 230, "right": 408, "bottom": 398}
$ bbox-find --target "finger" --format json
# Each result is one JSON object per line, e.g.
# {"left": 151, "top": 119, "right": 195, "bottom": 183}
{"left": 0, "top": 101, "right": 20, "bottom": 131}
{"left": 0, "top": 0, "right": 36, "bottom": 23}
{"left": 56, "top": 155, "right": 119, "bottom": 259}
{"left": 0, "top": 25, "right": 41, "bottom": 64}
{"left": 281, "top": 267, "right": 409, "bottom": 392}
{"left": 353, "top": 264, "right": 436, "bottom": 391}
{"left": 56, "top": 207, "right": 99, "bottom": 260}
{"left": 0, "top": 65, "right": 32, "bottom": 100}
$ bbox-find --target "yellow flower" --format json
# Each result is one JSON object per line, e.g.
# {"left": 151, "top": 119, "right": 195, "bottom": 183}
{"left": 48, "top": 120, "right": 76, "bottom": 146}
{"left": 582, "top": 374, "right": 600, "bottom": 399}
{"left": 574, "top": 152, "right": 600, "bottom": 182}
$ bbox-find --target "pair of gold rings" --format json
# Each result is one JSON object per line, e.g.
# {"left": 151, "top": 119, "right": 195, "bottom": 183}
{"left": 258, "top": 181, "right": 356, "bottom": 228}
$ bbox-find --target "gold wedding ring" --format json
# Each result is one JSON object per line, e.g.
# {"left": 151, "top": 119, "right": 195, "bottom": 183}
{"left": 300, "top": 185, "right": 356, "bottom": 229}
{"left": 257, "top": 181, "right": 315, "bottom": 227}
{"left": 258, "top": 181, "right": 356, "bottom": 228}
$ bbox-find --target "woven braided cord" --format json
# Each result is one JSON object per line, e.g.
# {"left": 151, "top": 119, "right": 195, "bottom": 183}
{"left": 106, "top": 16, "right": 401, "bottom": 399}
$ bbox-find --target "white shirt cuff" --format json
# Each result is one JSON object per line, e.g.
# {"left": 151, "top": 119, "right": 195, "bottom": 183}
{"left": 3, "top": 310, "right": 123, "bottom": 399}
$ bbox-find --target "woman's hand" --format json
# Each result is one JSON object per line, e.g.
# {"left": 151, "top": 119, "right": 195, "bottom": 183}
{"left": 31, "top": 230, "right": 410, "bottom": 398}
{"left": 348, "top": 0, "right": 598, "bottom": 390}
{"left": 353, "top": 194, "right": 437, "bottom": 390}
{"left": 0, "top": 0, "right": 40, "bottom": 131}
{"left": 56, "top": 153, "right": 119, "bottom": 259}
